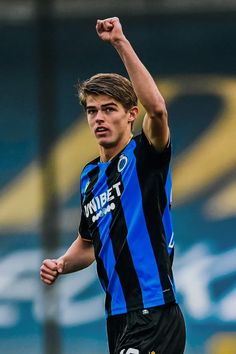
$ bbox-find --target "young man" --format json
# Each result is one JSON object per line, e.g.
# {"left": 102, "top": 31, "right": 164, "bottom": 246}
{"left": 40, "top": 17, "right": 186, "bottom": 354}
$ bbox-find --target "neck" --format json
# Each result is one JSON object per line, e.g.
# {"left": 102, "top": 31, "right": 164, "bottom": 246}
{"left": 100, "top": 134, "right": 133, "bottom": 163}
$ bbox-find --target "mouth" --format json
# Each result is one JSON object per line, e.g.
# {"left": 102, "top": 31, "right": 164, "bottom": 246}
{"left": 95, "top": 127, "right": 109, "bottom": 135}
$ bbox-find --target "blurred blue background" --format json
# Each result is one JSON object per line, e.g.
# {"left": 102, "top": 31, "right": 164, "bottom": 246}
{"left": 0, "top": 1, "right": 236, "bottom": 353}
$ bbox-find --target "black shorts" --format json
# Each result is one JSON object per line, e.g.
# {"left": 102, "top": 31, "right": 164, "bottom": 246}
{"left": 107, "top": 303, "right": 186, "bottom": 354}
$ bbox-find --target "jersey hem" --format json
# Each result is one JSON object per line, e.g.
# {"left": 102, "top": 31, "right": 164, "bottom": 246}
{"left": 106, "top": 297, "right": 177, "bottom": 318}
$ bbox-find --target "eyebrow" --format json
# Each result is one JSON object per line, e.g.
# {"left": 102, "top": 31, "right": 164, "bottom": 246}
{"left": 86, "top": 102, "right": 119, "bottom": 110}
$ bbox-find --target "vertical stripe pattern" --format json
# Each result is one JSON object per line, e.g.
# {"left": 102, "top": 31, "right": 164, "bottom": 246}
{"left": 105, "top": 161, "right": 144, "bottom": 313}
{"left": 79, "top": 132, "right": 177, "bottom": 316}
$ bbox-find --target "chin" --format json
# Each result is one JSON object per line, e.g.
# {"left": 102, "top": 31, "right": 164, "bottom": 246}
{"left": 98, "top": 138, "right": 116, "bottom": 148}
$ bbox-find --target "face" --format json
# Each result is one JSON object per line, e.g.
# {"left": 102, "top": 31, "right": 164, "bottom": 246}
{"left": 85, "top": 94, "right": 137, "bottom": 148}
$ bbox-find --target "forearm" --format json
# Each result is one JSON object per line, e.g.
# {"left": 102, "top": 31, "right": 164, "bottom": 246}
{"left": 95, "top": 17, "right": 169, "bottom": 149}
{"left": 113, "top": 38, "right": 166, "bottom": 117}
{"left": 59, "top": 236, "right": 95, "bottom": 274}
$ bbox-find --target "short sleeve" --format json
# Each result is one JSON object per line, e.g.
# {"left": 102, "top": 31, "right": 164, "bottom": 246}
{"left": 139, "top": 130, "right": 171, "bottom": 167}
{"left": 79, "top": 208, "right": 92, "bottom": 241}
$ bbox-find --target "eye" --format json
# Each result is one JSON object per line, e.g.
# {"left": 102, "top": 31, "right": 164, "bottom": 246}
{"left": 104, "top": 107, "right": 115, "bottom": 113}
{"left": 87, "top": 108, "right": 96, "bottom": 115}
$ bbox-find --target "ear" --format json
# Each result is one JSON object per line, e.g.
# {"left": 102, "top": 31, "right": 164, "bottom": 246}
{"left": 128, "top": 106, "right": 139, "bottom": 123}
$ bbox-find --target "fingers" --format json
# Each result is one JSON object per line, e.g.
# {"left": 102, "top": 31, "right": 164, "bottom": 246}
{"left": 56, "top": 258, "right": 65, "bottom": 274}
{"left": 97, "top": 20, "right": 112, "bottom": 32}
{"left": 40, "top": 259, "right": 59, "bottom": 285}
{"left": 96, "top": 17, "right": 119, "bottom": 33}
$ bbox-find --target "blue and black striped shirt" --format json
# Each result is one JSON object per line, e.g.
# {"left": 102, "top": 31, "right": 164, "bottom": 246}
{"left": 79, "top": 131, "right": 177, "bottom": 317}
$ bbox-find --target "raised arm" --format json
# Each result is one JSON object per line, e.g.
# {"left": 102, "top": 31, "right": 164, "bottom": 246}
{"left": 96, "top": 17, "right": 169, "bottom": 151}
{"left": 40, "top": 234, "right": 95, "bottom": 285}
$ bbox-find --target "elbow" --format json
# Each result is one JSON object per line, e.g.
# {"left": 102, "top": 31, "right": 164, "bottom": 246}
{"left": 149, "top": 99, "right": 168, "bottom": 121}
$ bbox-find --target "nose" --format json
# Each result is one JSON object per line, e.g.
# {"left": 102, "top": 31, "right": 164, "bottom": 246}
{"left": 95, "top": 109, "right": 105, "bottom": 122}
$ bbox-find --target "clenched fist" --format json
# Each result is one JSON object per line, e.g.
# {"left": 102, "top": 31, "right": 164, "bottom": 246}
{"left": 96, "top": 17, "right": 126, "bottom": 45}
{"left": 40, "top": 258, "right": 65, "bottom": 285}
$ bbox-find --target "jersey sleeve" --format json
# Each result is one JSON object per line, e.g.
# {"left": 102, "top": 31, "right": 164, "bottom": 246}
{"left": 140, "top": 129, "right": 171, "bottom": 167}
{"left": 78, "top": 190, "right": 92, "bottom": 242}
{"left": 78, "top": 211, "right": 92, "bottom": 241}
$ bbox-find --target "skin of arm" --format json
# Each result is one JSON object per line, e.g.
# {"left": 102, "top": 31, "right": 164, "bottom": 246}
{"left": 40, "top": 235, "right": 95, "bottom": 285}
{"left": 96, "top": 17, "right": 169, "bottom": 151}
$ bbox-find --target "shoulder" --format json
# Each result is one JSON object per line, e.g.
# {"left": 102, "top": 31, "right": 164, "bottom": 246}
{"left": 80, "top": 156, "right": 100, "bottom": 193}
{"left": 81, "top": 156, "right": 100, "bottom": 176}
{"left": 134, "top": 130, "right": 171, "bottom": 164}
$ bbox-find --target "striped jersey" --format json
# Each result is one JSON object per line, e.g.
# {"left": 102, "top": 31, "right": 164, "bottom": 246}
{"left": 79, "top": 131, "right": 177, "bottom": 317}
